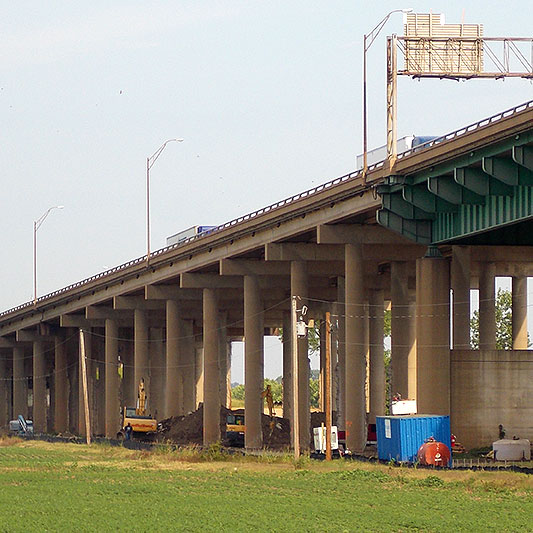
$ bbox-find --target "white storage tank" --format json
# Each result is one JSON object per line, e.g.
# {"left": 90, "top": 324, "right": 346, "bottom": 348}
{"left": 492, "top": 439, "right": 531, "bottom": 461}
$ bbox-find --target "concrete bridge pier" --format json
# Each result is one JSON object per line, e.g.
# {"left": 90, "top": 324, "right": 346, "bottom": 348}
{"left": 244, "top": 275, "right": 264, "bottom": 449}
{"left": 416, "top": 252, "right": 450, "bottom": 415}
{"left": 203, "top": 289, "right": 220, "bottom": 445}
{"left": 451, "top": 246, "right": 471, "bottom": 350}
{"left": 166, "top": 299, "right": 182, "bottom": 417}
{"left": 134, "top": 309, "right": 149, "bottom": 411}
{"left": 336, "top": 277, "right": 346, "bottom": 432}
{"left": 13, "top": 346, "right": 27, "bottom": 420}
{"left": 105, "top": 318, "right": 119, "bottom": 438}
{"left": 66, "top": 334, "right": 78, "bottom": 434}
{"left": 407, "top": 300, "right": 417, "bottom": 401}
{"left": 391, "top": 261, "right": 413, "bottom": 400}
{"left": 120, "top": 329, "right": 135, "bottom": 409}
{"left": 181, "top": 319, "right": 196, "bottom": 414}
{"left": 368, "top": 289, "right": 385, "bottom": 423}
{"left": 345, "top": 244, "right": 366, "bottom": 453}
{"left": 291, "top": 261, "right": 310, "bottom": 451}
{"left": 218, "top": 311, "right": 230, "bottom": 409}
{"left": 150, "top": 328, "right": 165, "bottom": 420}
{"left": 33, "top": 340, "right": 47, "bottom": 433}
{"left": 479, "top": 262, "right": 496, "bottom": 350}
{"left": 282, "top": 310, "right": 292, "bottom": 425}
{"left": 512, "top": 275, "right": 528, "bottom": 350}
{"left": 92, "top": 330, "right": 106, "bottom": 436}
{"left": 195, "top": 345, "right": 204, "bottom": 407}
{"left": 0, "top": 354, "right": 8, "bottom": 427}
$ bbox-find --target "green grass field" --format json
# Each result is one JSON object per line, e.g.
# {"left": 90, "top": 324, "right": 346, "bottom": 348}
{"left": 0, "top": 438, "right": 532, "bottom": 532}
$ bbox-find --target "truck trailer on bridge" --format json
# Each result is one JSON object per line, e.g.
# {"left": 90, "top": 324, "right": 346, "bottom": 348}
{"left": 356, "top": 135, "right": 438, "bottom": 170}
{"left": 166, "top": 225, "right": 216, "bottom": 246}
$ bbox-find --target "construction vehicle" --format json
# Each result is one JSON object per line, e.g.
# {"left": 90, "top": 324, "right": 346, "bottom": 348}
{"left": 225, "top": 387, "right": 282, "bottom": 447}
{"left": 9, "top": 415, "right": 34, "bottom": 437}
{"left": 117, "top": 378, "right": 157, "bottom": 440}
{"left": 226, "top": 413, "right": 245, "bottom": 447}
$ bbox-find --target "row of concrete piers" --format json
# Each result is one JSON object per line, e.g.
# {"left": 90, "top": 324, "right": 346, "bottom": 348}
{"left": 0, "top": 239, "right": 530, "bottom": 451}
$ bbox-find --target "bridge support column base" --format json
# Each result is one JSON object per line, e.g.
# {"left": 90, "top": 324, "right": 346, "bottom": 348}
{"left": 416, "top": 254, "right": 450, "bottom": 414}
{"left": 203, "top": 289, "right": 220, "bottom": 445}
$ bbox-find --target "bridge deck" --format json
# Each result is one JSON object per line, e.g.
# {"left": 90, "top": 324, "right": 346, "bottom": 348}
{"left": 1, "top": 99, "right": 532, "bottom": 332}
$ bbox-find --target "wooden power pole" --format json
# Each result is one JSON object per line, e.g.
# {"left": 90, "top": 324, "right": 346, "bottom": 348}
{"left": 79, "top": 329, "right": 91, "bottom": 445}
{"left": 291, "top": 296, "right": 300, "bottom": 459}
{"left": 325, "top": 311, "right": 332, "bottom": 461}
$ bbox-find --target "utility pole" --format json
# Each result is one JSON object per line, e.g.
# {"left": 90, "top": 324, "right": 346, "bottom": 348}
{"left": 79, "top": 329, "right": 91, "bottom": 445}
{"left": 291, "top": 296, "right": 300, "bottom": 459}
{"left": 325, "top": 311, "right": 332, "bottom": 461}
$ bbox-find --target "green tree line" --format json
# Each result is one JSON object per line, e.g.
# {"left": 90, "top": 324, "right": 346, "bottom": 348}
{"left": 231, "top": 376, "right": 319, "bottom": 408}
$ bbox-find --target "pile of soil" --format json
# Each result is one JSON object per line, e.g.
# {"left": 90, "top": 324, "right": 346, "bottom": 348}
{"left": 261, "top": 413, "right": 291, "bottom": 449}
{"left": 158, "top": 405, "right": 205, "bottom": 445}
{"left": 158, "top": 404, "right": 292, "bottom": 449}
{"left": 158, "top": 406, "right": 336, "bottom": 450}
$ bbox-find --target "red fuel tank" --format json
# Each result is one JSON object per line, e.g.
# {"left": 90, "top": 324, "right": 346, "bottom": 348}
{"left": 417, "top": 438, "right": 451, "bottom": 466}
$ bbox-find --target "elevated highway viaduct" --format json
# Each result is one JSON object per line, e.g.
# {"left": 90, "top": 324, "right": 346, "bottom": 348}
{"left": 1, "top": 100, "right": 533, "bottom": 451}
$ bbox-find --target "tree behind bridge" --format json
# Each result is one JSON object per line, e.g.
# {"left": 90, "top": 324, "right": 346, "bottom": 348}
{"left": 470, "top": 288, "right": 513, "bottom": 350}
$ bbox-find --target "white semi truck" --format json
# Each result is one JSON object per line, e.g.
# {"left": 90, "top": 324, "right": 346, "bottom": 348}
{"left": 356, "top": 135, "right": 439, "bottom": 170}
{"left": 166, "top": 225, "right": 216, "bottom": 247}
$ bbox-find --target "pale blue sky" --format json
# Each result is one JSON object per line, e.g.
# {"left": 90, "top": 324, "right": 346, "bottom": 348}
{"left": 1, "top": 2, "right": 532, "bottom": 380}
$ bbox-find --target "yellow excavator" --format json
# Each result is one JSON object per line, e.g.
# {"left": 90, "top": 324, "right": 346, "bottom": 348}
{"left": 117, "top": 378, "right": 157, "bottom": 440}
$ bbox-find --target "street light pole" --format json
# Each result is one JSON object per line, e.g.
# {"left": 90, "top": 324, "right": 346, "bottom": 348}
{"left": 146, "top": 138, "right": 184, "bottom": 266}
{"left": 33, "top": 205, "right": 64, "bottom": 306}
{"left": 362, "top": 8, "right": 412, "bottom": 182}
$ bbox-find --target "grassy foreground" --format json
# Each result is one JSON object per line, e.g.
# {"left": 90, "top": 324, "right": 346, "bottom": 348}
{"left": 0, "top": 438, "right": 532, "bottom": 532}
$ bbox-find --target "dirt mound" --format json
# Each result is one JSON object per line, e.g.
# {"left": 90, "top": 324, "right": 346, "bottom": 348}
{"left": 158, "top": 404, "right": 292, "bottom": 448}
{"left": 261, "top": 413, "right": 291, "bottom": 449}
{"left": 158, "top": 404, "right": 205, "bottom": 445}
{"left": 158, "top": 406, "right": 336, "bottom": 449}
{"left": 158, "top": 404, "right": 244, "bottom": 446}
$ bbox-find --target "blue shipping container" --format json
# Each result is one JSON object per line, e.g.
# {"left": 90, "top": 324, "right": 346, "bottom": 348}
{"left": 376, "top": 415, "right": 452, "bottom": 465}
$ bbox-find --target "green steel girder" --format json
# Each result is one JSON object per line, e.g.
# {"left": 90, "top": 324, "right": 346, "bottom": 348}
{"left": 513, "top": 145, "right": 533, "bottom": 171}
{"left": 402, "top": 184, "right": 458, "bottom": 213}
{"left": 427, "top": 176, "right": 485, "bottom": 205}
{"left": 376, "top": 208, "right": 431, "bottom": 244}
{"left": 482, "top": 156, "right": 533, "bottom": 186}
{"left": 376, "top": 182, "right": 405, "bottom": 195}
{"left": 384, "top": 175, "right": 410, "bottom": 186}
{"left": 381, "top": 191, "right": 435, "bottom": 220}
{"left": 454, "top": 167, "right": 514, "bottom": 196}
{"left": 377, "top": 134, "right": 533, "bottom": 244}
{"left": 433, "top": 186, "right": 533, "bottom": 243}
{"left": 408, "top": 131, "right": 533, "bottom": 185}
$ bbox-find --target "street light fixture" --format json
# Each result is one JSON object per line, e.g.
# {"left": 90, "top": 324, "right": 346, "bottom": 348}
{"left": 146, "top": 138, "right": 184, "bottom": 266}
{"left": 33, "top": 205, "right": 64, "bottom": 305}
{"left": 362, "top": 8, "right": 412, "bottom": 181}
